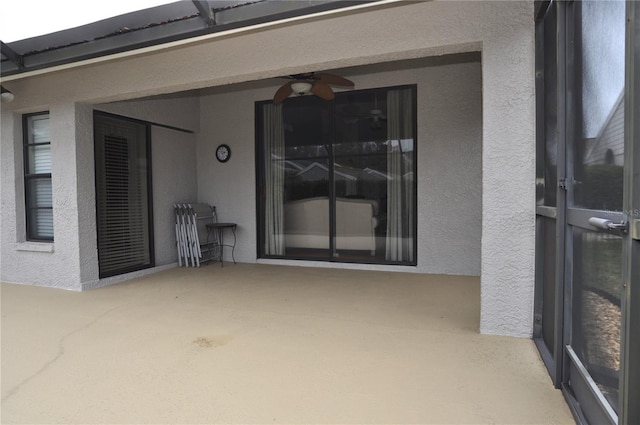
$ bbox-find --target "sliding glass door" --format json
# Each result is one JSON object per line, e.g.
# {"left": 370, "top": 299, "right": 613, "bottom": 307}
{"left": 256, "top": 85, "right": 416, "bottom": 265}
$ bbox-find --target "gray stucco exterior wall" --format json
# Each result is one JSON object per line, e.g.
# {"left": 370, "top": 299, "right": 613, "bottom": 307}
{"left": 0, "top": 1, "right": 535, "bottom": 337}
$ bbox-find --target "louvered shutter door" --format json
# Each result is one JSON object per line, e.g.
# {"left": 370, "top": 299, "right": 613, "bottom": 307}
{"left": 95, "top": 114, "right": 152, "bottom": 277}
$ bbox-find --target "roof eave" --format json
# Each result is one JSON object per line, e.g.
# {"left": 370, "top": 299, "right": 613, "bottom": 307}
{"left": 1, "top": 0, "right": 383, "bottom": 79}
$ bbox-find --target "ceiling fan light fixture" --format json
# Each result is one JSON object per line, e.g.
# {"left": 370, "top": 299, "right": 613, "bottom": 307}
{"left": 290, "top": 81, "right": 313, "bottom": 96}
{"left": 273, "top": 72, "right": 354, "bottom": 104}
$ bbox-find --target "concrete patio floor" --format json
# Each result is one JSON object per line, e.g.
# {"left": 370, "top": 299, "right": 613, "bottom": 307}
{"left": 1, "top": 264, "right": 573, "bottom": 424}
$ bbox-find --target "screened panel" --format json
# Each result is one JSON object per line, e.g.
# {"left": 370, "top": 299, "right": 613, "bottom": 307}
{"left": 534, "top": 3, "right": 562, "bottom": 383}
{"left": 536, "top": 2, "right": 559, "bottom": 207}
{"left": 95, "top": 114, "right": 152, "bottom": 278}
{"left": 541, "top": 216, "right": 557, "bottom": 353}
{"left": 625, "top": 4, "right": 640, "bottom": 423}
{"left": 572, "top": 228, "right": 622, "bottom": 413}
{"left": 573, "top": 0, "right": 626, "bottom": 211}
{"left": 535, "top": 1, "right": 638, "bottom": 422}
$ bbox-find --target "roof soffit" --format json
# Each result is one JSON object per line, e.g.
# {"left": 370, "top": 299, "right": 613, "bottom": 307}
{"left": 1, "top": 0, "right": 383, "bottom": 79}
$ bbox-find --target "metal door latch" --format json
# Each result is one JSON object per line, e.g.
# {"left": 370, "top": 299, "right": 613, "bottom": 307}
{"left": 558, "top": 178, "right": 568, "bottom": 190}
{"left": 588, "top": 217, "right": 629, "bottom": 234}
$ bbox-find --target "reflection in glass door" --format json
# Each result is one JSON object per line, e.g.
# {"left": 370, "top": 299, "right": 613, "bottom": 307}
{"left": 333, "top": 88, "right": 415, "bottom": 263}
{"left": 257, "top": 85, "right": 416, "bottom": 265}
{"left": 282, "top": 96, "right": 332, "bottom": 259}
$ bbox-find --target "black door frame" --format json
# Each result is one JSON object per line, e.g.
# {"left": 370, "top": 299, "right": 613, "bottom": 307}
{"left": 94, "top": 111, "right": 155, "bottom": 278}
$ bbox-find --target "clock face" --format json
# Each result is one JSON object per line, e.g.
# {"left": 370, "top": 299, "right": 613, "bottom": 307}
{"left": 216, "top": 144, "right": 230, "bottom": 162}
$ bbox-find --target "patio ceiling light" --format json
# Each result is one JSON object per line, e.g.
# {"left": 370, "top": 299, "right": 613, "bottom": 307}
{"left": 0, "top": 86, "right": 14, "bottom": 103}
{"left": 290, "top": 81, "right": 313, "bottom": 96}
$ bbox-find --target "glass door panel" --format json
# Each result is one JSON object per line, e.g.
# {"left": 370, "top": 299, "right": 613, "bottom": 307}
{"left": 333, "top": 90, "right": 389, "bottom": 262}
{"left": 282, "top": 96, "right": 332, "bottom": 259}
{"left": 333, "top": 88, "right": 415, "bottom": 263}
{"left": 332, "top": 138, "right": 388, "bottom": 261}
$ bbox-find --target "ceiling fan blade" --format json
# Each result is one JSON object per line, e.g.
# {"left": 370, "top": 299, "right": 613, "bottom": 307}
{"left": 310, "top": 81, "right": 335, "bottom": 100}
{"left": 315, "top": 73, "right": 354, "bottom": 87}
{"left": 273, "top": 81, "right": 293, "bottom": 104}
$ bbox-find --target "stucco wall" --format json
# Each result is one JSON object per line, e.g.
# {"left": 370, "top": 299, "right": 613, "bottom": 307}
{"left": 0, "top": 98, "right": 198, "bottom": 290}
{"left": 1, "top": 103, "right": 86, "bottom": 289}
{"left": 149, "top": 126, "right": 198, "bottom": 267}
{"left": 0, "top": 1, "right": 535, "bottom": 336}
{"left": 197, "top": 56, "right": 482, "bottom": 276}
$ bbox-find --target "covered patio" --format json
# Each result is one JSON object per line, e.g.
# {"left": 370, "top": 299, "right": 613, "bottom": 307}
{"left": 2, "top": 265, "right": 572, "bottom": 424}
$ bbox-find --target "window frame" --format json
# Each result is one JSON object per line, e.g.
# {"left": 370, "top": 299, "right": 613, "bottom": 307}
{"left": 23, "top": 111, "right": 53, "bottom": 242}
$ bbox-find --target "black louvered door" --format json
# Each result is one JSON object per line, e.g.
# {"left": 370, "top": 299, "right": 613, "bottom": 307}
{"left": 94, "top": 112, "right": 154, "bottom": 278}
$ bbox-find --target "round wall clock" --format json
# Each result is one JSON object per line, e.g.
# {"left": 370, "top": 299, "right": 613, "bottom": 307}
{"left": 215, "top": 144, "right": 231, "bottom": 163}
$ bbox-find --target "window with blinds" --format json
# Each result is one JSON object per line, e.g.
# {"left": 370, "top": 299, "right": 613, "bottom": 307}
{"left": 94, "top": 112, "right": 153, "bottom": 278}
{"left": 24, "top": 113, "right": 53, "bottom": 241}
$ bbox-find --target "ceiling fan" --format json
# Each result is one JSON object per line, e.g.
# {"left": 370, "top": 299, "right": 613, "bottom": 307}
{"left": 338, "top": 93, "right": 387, "bottom": 129}
{"left": 273, "top": 72, "right": 354, "bottom": 104}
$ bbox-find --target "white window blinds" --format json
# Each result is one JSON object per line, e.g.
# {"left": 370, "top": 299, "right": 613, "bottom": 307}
{"left": 24, "top": 113, "right": 53, "bottom": 241}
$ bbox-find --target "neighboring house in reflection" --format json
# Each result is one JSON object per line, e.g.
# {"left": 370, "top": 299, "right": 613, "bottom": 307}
{"left": 584, "top": 93, "right": 625, "bottom": 166}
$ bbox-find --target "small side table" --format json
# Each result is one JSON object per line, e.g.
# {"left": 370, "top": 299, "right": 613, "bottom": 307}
{"left": 206, "top": 223, "right": 237, "bottom": 267}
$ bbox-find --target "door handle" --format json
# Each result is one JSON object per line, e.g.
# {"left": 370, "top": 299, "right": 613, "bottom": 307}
{"left": 632, "top": 219, "right": 640, "bottom": 241}
{"left": 588, "top": 217, "right": 629, "bottom": 234}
